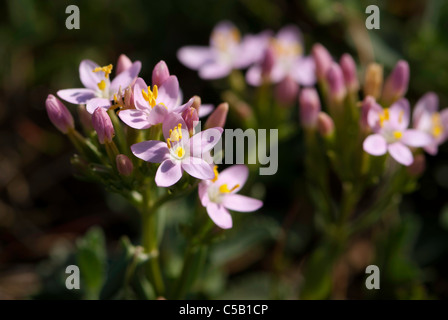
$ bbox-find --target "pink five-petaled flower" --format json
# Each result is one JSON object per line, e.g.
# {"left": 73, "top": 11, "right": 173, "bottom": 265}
{"left": 131, "top": 113, "right": 223, "bottom": 187}
{"left": 412, "top": 92, "right": 448, "bottom": 155}
{"left": 118, "top": 77, "right": 193, "bottom": 130}
{"left": 363, "top": 99, "right": 432, "bottom": 166}
{"left": 198, "top": 165, "right": 263, "bottom": 229}
{"left": 177, "top": 21, "right": 269, "bottom": 80}
{"left": 57, "top": 58, "right": 141, "bottom": 114}
{"left": 246, "top": 25, "right": 316, "bottom": 87}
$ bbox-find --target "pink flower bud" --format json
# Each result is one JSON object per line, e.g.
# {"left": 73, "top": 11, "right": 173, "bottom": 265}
{"left": 326, "top": 63, "right": 346, "bottom": 102}
{"left": 382, "top": 60, "right": 410, "bottom": 105}
{"left": 340, "top": 53, "right": 359, "bottom": 92}
{"left": 92, "top": 108, "right": 114, "bottom": 144}
{"left": 182, "top": 107, "right": 199, "bottom": 136}
{"left": 274, "top": 76, "right": 299, "bottom": 106}
{"left": 312, "top": 43, "right": 332, "bottom": 80}
{"left": 317, "top": 112, "right": 334, "bottom": 137}
{"left": 45, "top": 94, "right": 74, "bottom": 134}
{"left": 116, "top": 154, "right": 134, "bottom": 176}
{"left": 363, "top": 63, "right": 383, "bottom": 99}
{"left": 261, "top": 46, "right": 275, "bottom": 76}
{"left": 152, "top": 60, "right": 170, "bottom": 87}
{"left": 205, "top": 102, "right": 229, "bottom": 129}
{"left": 116, "top": 54, "right": 133, "bottom": 75}
{"left": 299, "top": 88, "right": 321, "bottom": 128}
{"left": 191, "top": 95, "right": 201, "bottom": 112}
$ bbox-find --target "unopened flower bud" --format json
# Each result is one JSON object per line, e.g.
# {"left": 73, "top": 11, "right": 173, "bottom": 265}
{"left": 407, "top": 153, "right": 425, "bottom": 176}
{"left": 312, "top": 43, "right": 332, "bottom": 80}
{"left": 116, "top": 154, "right": 134, "bottom": 176}
{"left": 274, "top": 76, "right": 299, "bottom": 106}
{"left": 326, "top": 63, "right": 346, "bottom": 103}
{"left": 317, "top": 112, "right": 334, "bottom": 137}
{"left": 191, "top": 95, "right": 201, "bottom": 112}
{"left": 92, "top": 108, "right": 114, "bottom": 144}
{"left": 78, "top": 105, "right": 93, "bottom": 132}
{"left": 124, "top": 85, "right": 134, "bottom": 108}
{"left": 261, "top": 46, "right": 275, "bottom": 76}
{"left": 46, "top": 94, "right": 74, "bottom": 134}
{"left": 340, "top": 53, "right": 359, "bottom": 92}
{"left": 299, "top": 88, "right": 321, "bottom": 128}
{"left": 382, "top": 60, "right": 409, "bottom": 105}
{"left": 205, "top": 102, "right": 229, "bottom": 129}
{"left": 116, "top": 54, "right": 133, "bottom": 75}
{"left": 182, "top": 107, "right": 199, "bottom": 136}
{"left": 364, "top": 63, "right": 383, "bottom": 99}
{"left": 152, "top": 60, "right": 170, "bottom": 87}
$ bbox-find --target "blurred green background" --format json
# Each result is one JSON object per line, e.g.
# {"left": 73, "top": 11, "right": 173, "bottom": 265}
{"left": 1, "top": 0, "right": 448, "bottom": 299}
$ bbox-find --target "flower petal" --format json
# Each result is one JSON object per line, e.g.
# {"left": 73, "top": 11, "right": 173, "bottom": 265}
{"left": 171, "top": 97, "right": 194, "bottom": 114}
{"left": 110, "top": 61, "right": 141, "bottom": 94}
{"left": 198, "top": 181, "right": 210, "bottom": 207}
{"left": 215, "top": 165, "right": 249, "bottom": 192}
{"left": 222, "top": 194, "right": 263, "bottom": 212}
{"left": 389, "top": 98, "right": 410, "bottom": 130}
{"left": 177, "top": 46, "right": 213, "bottom": 70}
{"left": 401, "top": 129, "right": 433, "bottom": 147}
{"left": 363, "top": 134, "right": 387, "bottom": 156}
{"left": 133, "top": 78, "right": 150, "bottom": 111}
{"left": 57, "top": 88, "right": 97, "bottom": 105}
{"left": 291, "top": 56, "right": 316, "bottom": 86}
{"left": 79, "top": 59, "right": 102, "bottom": 90}
{"left": 181, "top": 158, "right": 214, "bottom": 180}
{"left": 147, "top": 104, "right": 169, "bottom": 126}
{"left": 118, "top": 109, "right": 151, "bottom": 129}
{"left": 199, "top": 62, "right": 232, "bottom": 80}
{"left": 86, "top": 98, "right": 111, "bottom": 114}
{"left": 233, "top": 32, "right": 272, "bottom": 69}
{"left": 276, "top": 25, "right": 303, "bottom": 46}
{"left": 162, "top": 113, "right": 187, "bottom": 140}
{"left": 413, "top": 92, "right": 438, "bottom": 128}
{"left": 206, "top": 202, "right": 233, "bottom": 229}
{"left": 388, "top": 142, "right": 413, "bottom": 166}
{"left": 198, "top": 104, "right": 214, "bottom": 118}
{"left": 155, "top": 159, "right": 183, "bottom": 187}
{"left": 189, "top": 127, "right": 223, "bottom": 158}
{"left": 131, "top": 140, "right": 169, "bottom": 163}
{"left": 157, "top": 76, "right": 180, "bottom": 110}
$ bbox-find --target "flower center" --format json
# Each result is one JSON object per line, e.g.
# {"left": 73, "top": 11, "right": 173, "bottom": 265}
{"left": 209, "top": 166, "right": 240, "bottom": 201}
{"left": 211, "top": 27, "right": 241, "bottom": 52}
{"left": 271, "top": 38, "right": 302, "bottom": 57}
{"left": 142, "top": 85, "right": 158, "bottom": 108}
{"left": 219, "top": 183, "right": 240, "bottom": 193}
{"left": 379, "top": 108, "right": 390, "bottom": 128}
{"left": 432, "top": 112, "right": 443, "bottom": 138}
{"left": 167, "top": 123, "right": 186, "bottom": 160}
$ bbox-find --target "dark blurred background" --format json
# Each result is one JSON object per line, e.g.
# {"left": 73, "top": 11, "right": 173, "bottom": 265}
{"left": 1, "top": 0, "right": 448, "bottom": 299}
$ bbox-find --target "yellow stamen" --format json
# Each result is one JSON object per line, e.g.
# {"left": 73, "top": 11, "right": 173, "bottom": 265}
{"left": 93, "top": 64, "right": 113, "bottom": 78}
{"left": 432, "top": 113, "right": 443, "bottom": 138}
{"left": 97, "top": 80, "right": 106, "bottom": 91}
{"left": 219, "top": 183, "right": 240, "bottom": 193}
{"left": 398, "top": 110, "right": 404, "bottom": 124}
{"left": 212, "top": 165, "right": 219, "bottom": 182}
{"left": 142, "top": 85, "right": 159, "bottom": 108}
{"left": 379, "top": 108, "right": 390, "bottom": 128}
{"left": 175, "top": 147, "right": 185, "bottom": 158}
{"left": 167, "top": 124, "right": 183, "bottom": 148}
{"left": 271, "top": 38, "right": 302, "bottom": 56}
{"left": 167, "top": 138, "right": 171, "bottom": 149}
{"left": 393, "top": 131, "right": 402, "bottom": 139}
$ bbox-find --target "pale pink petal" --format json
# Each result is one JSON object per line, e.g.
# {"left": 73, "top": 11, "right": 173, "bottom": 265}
{"left": 198, "top": 181, "right": 210, "bottom": 207}
{"left": 156, "top": 75, "right": 180, "bottom": 110}
{"left": 198, "top": 104, "right": 214, "bottom": 118}
{"left": 389, "top": 98, "right": 410, "bottom": 130}
{"left": 181, "top": 158, "right": 214, "bottom": 180}
{"left": 189, "top": 127, "right": 223, "bottom": 158}
{"left": 162, "top": 113, "right": 187, "bottom": 140}
{"left": 401, "top": 129, "right": 433, "bottom": 147}
{"left": 215, "top": 165, "right": 248, "bottom": 193}
{"left": 131, "top": 140, "right": 169, "bottom": 163}
{"left": 246, "top": 65, "right": 263, "bottom": 86}
{"left": 171, "top": 97, "right": 194, "bottom": 114}
{"left": 57, "top": 88, "right": 97, "bottom": 105}
{"left": 133, "top": 78, "right": 150, "bottom": 111}
{"left": 79, "top": 59, "right": 102, "bottom": 90}
{"left": 367, "top": 102, "right": 384, "bottom": 130}
{"left": 222, "top": 194, "right": 263, "bottom": 212}
{"left": 118, "top": 109, "right": 151, "bottom": 129}
{"left": 86, "top": 98, "right": 111, "bottom": 114}
{"left": 388, "top": 142, "right": 413, "bottom": 166}
{"left": 199, "top": 62, "right": 232, "bottom": 80}
{"left": 276, "top": 25, "right": 303, "bottom": 46}
{"left": 177, "top": 46, "right": 213, "bottom": 70}
{"left": 233, "top": 32, "right": 272, "bottom": 69}
{"left": 413, "top": 92, "right": 438, "bottom": 128}
{"left": 424, "top": 143, "right": 439, "bottom": 156}
{"left": 146, "top": 104, "right": 169, "bottom": 126}
{"left": 155, "top": 159, "right": 183, "bottom": 187}
{"left": 363, "top": 134, "right": 387, "bottom": 156}
{"left": 110, "top": 61, "right": 141, "bottom": 94}
{"left": 206, "top": 202, "right": 233, "bottom": 229}
{"left": 291, "top": 56, "right": 316, "bottom": 86}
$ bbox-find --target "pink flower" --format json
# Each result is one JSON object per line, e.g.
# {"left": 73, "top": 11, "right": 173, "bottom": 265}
{"left": 118, "top": 77, "right": 193, "bottom": 129}
{"left": 246, "top": 25, "right": 316, "bottom": 86}
{"left": 198, "top": 165, "right": 263, "bottom": 229}
{"left": 177, "top": 21, "right": 270, "bottom": 79}
{"left": 413, "top": 92, "right": 448, "bottom": 155}
{"left": 57, "top": 58, "right": 141, "bottom": 114}
{"left": 131, "top": 113, "right": 223, "bottom": 187}
{"left": 363, "top": 99, "right": 432, "bottom": 166}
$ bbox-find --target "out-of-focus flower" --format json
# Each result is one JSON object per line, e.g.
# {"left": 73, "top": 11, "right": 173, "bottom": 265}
{"left": 274, "top": 76, "right": 299, "bottom": 106}
{"left": 116, "top": 54, "right": 133, "bottom": 75}
{"left": 317, "top": 112, "right": 334, "bottom": 138}
{"left": 46, "top": 94, "right": 74, "bottom": 134}
{"left": 382, "top": 60, "right": 409, "bottom": 106}
{"left": 198, "top": 165, "right": 263, "bottom": 229}
{"left": 412, "top": 92, "right": 448, "bottom": 155}
{"left": 92, "top": 107, "right": 115, "bottom": 144}
{"left": 340, "top": 54, "right": 359, "bottom": 92}
{"left": 152, "top": 60, "right": 171, "bottom": 87}
{"left": 205, "top": 102, "right": 229, "bottom": 129}
{"left": 326, "top": 63, "right": 346, "bottom": 103}
{"left": 246, "top": 25, "right": 315, "bottom": 86}
{"left": 58, "top": 59, "right": 141, "bottom": 114}
{"left": 177, "top": 21, "right": 269, "bottom": 79}
{"left": 363, "top": 63, "right": 383, "bottom": 99}
{"left": 363, "top": 99, "right": 432, "bottom": 166}
{"left": 116, "top": 154, "right": 134, "bottom": 176}
{"left": 299, "top": 88, "right": 321, "bottom": 128}
{"left": 118, "top": 77, "right": 193, "bottom": 129}
{"left": 360, "top": 96, "right": 382, "bottom": 130}
{"left": 312, "top": 43, "right": 332, "bottom": 81}
{"left": 131, "top": 113, "right": 223, "bottom": 187}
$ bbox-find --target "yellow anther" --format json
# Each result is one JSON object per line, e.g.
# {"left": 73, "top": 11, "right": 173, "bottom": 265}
{"left": 212, "top": 165, "right": 219, "bottom": 182}
{"left": 93, "top": 64, "right": 113, "bottom": 78}
{"left": 219, "top": 183, "right": 240, "bottom": 193}
{"left": 431, "top": 113, "right": 443, "bottom": 138}
{"left": 169, "top": 123, "right": 183, "bottom": 142}
{"left": 175, "top": 147, "right": 185, "bottom": 158}
{"left": 113, "top": 93, "right": 118, "bottom": 103}
{"left": 393, "top": 131, "right": 403, "bottom": 139}
{"left": 97, "top": 80, "right": 106, "bottom": 91}
{"left": 166, "top": 138, "right": 171, "bottom": 149}
{"left": 142, "top": 85, "right": 158, "bottom": 107}
{"left": 379, "top": 108, "right": 390, "bottom": 128}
